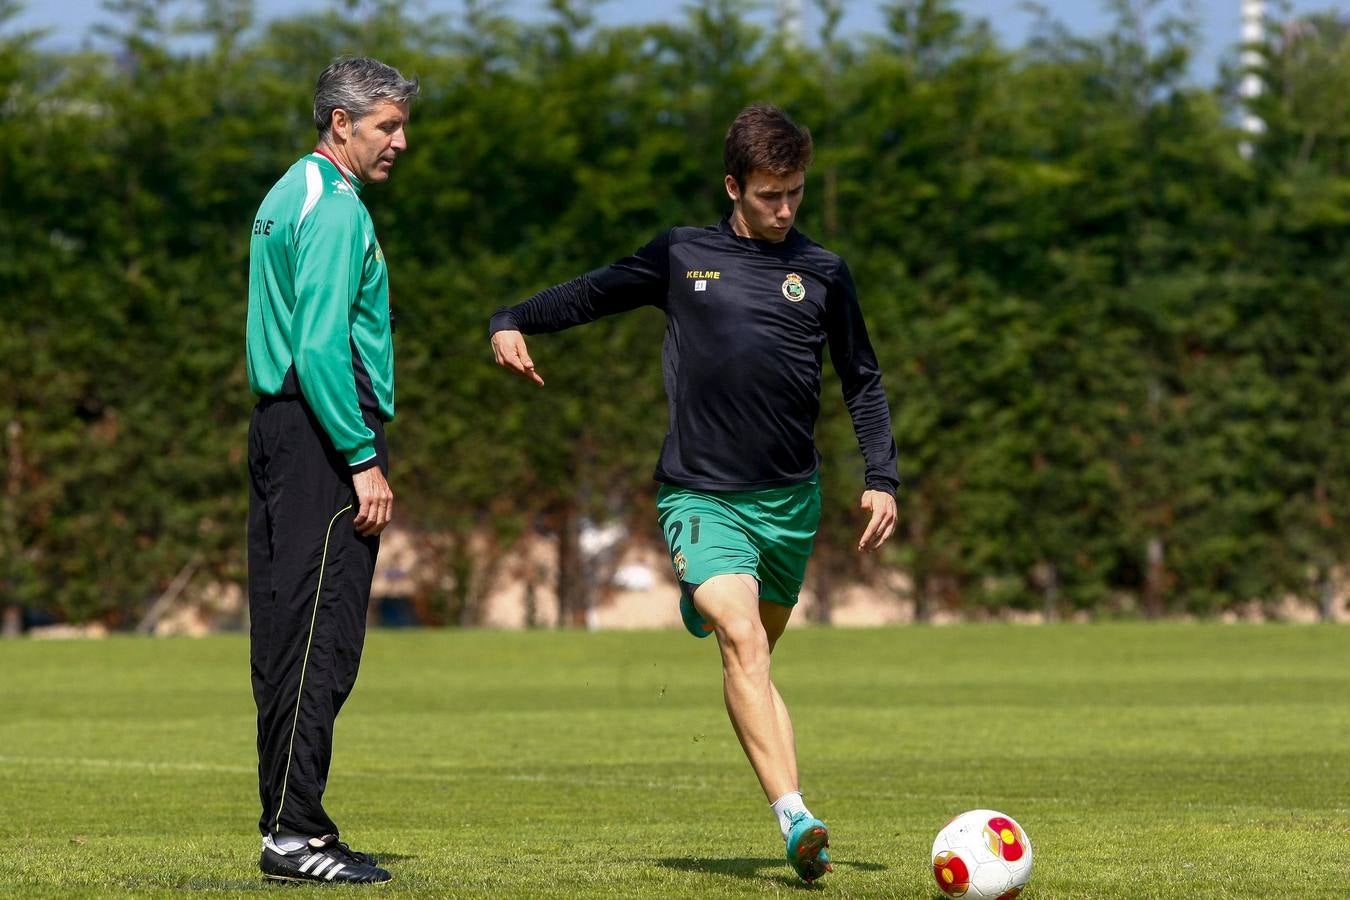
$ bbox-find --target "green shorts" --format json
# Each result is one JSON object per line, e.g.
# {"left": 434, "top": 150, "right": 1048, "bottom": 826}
{"left": 656, "top": 476, "right": 822, "bottom": 609}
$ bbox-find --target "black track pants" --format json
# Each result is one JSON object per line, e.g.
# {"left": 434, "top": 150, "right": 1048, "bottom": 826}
{"left": 247, "top": 397, "right": 387, "bottom": 838}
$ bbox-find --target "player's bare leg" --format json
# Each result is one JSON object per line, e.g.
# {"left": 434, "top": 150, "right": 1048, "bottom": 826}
{"left": 694, "top": 574, "right": 796, "bottom": 801}
{"left": 759, "top": 599, "right": 799, "bottom": 791}
{"left": 694, "top": 576, "right": 832, "bottom": 882}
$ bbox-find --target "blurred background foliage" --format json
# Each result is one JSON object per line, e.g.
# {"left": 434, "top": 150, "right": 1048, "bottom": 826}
{"left": 1, "top": 0, "right": 1346, "bottom": 624}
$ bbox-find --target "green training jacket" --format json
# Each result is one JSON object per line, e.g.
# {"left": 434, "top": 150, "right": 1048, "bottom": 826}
{"left": 246, "top": 152, "right": 394, "bottom": 470}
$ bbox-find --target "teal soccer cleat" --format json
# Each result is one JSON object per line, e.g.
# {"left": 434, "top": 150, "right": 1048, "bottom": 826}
{"left": 679, "top": 591, "right": 714, "bottom": 638}
{"left": 785, "top": 812, "right": 832, "bottom": 883}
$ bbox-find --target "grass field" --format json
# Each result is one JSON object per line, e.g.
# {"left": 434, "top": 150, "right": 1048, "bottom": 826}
{"left": 1, "top": 623, "right": 1348, "bottom": 897}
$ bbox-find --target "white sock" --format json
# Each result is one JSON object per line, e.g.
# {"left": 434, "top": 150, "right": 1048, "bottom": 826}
{"left": 771, "top": 791, "right": 810, "bottom": 839}
{"left": 263, "top": 833, "right": 309, "bottom": 853}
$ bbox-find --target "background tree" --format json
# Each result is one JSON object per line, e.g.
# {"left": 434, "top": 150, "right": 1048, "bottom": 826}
{"left": 2, "top": 0, "right": 1346, "bottom": 626}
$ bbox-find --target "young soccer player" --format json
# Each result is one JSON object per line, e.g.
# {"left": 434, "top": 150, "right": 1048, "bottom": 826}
{"left": 489, "top": 104, "right": 899, "bottom": 884}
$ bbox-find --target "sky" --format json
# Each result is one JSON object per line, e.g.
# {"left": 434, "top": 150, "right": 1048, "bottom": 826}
{"left": 6, "top": 0, "right": 1342, "bottom": 82}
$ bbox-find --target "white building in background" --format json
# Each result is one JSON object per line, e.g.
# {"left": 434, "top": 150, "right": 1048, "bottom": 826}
{"left": 1239, "top": 0, "right": 1266, "bottom": 157}
{"left": 777, "top": 0, "right": 803, "bottom": 49}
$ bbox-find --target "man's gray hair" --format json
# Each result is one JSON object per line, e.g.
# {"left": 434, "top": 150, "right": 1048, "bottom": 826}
{"left": 314, "top": 57, "right": 420, "bottom": 138}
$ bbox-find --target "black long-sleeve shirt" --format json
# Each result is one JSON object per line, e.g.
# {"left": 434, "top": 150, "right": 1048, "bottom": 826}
{"left": 489, "top": 218, "right": 900, "bottom": 495}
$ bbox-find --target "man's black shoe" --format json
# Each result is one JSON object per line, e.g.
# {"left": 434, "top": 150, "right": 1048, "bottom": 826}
{"left": 260, "top": 834, "right": 392, "bottom": 884}
{"left": 331, "top": 838, "right": 378, "bottom": 867}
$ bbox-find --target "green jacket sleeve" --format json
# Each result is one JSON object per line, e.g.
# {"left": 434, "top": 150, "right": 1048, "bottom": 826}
{"left": 291, "top": 198, "right": 377, "bottom": 468}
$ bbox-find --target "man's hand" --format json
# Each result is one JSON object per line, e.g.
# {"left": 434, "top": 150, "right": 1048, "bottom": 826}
{"left": 857, "top": 489, "right": 898, "bottom": 553}
{"left": 491, "top": 329, "right": 544, "bottom": 386}
{"left": 352, "top": 466, "right": 393, "bottom": 536}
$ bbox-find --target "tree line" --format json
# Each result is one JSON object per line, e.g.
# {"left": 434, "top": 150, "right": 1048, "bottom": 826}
{"left": 1, "top": 0, "right": 1346, "bottom": 625}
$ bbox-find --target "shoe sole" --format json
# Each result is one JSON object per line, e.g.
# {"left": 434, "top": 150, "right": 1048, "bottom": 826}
{"left": 263, "top": 872, "right": 394, "bottom": 885}
{"left": 791, "top": 826, "right": 831, "bottom": 883}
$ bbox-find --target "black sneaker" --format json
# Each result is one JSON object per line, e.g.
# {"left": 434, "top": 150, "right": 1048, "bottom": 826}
{"left": 260, "top": 834, "right": 392, "bottom": 884}
{"left": 331, "top": 838, "right": 378, "bottom": 867}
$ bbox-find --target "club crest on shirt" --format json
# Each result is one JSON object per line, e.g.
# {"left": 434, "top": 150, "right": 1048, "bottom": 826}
{"left": 781, "top": 273, "right": 806, "bottom": 302}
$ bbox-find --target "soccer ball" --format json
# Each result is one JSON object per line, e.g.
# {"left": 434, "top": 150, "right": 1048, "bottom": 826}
{"left": 931, "top": 809, "right": 1033, "bottom": 899}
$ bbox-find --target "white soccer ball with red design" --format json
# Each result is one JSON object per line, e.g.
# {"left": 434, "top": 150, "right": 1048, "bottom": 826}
{"left": 931, "top": 809, "right": 1033, "bottom": 899}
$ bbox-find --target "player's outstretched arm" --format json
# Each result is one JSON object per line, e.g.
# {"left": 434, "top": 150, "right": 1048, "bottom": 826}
{"left": 857, "top": 489, "right": 897, "bottom": 553}
{"left": 490, "top": 329, "right": 545, "bottom": 386}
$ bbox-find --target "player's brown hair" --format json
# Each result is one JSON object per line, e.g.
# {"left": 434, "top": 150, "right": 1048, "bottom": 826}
{"left": 723, "top": 104, "right": 814, "bottom": 190}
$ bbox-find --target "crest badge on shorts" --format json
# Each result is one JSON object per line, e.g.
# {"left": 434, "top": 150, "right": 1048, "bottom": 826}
{"left": 673, "top": 551, "right": 688, "bottom": 580}
{"left": 781, "top": 272, "right": 806, "bottom": 302}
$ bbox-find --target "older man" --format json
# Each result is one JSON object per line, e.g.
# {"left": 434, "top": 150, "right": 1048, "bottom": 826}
{"left": 245, "top": 56, "right": 417, "bottom": 885}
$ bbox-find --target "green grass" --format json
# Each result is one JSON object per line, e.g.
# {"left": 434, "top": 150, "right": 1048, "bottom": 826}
{"left": 1, "top": 624, "right": 1348, "bottom": 897}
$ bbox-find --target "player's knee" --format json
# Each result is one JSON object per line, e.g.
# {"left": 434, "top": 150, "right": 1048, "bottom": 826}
{"left": 718, "top": 617, "right": 770, "bottom": 674}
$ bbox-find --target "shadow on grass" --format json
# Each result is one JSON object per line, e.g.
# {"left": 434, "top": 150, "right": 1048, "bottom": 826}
{"left": 658, "top": 855, "right": 887, "bottom": 888}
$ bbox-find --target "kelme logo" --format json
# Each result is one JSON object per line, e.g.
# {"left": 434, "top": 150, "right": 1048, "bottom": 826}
{"left": 781, "top": 273, "right": 806, "bottom": 302}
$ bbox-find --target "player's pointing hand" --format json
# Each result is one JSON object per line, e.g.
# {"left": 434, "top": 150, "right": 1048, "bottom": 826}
{"left": 857, "top": 489, "right": 897, "bottom": 553}
{"left": 491, "top": 329, "right": 545, "bottom": 386}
